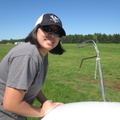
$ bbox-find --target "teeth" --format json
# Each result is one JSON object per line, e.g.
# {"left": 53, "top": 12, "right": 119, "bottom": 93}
{"left": 47, "top": 40, "right": 53, "bottom": 44}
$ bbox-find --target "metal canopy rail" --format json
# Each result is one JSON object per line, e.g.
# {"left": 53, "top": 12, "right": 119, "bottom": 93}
{"left": 78, "top": 39, "right": 110, "bottom": 102}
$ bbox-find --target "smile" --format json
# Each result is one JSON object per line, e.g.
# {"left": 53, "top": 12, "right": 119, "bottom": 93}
{"left": 46, "top": 40, "right": 54, "bottom": 44}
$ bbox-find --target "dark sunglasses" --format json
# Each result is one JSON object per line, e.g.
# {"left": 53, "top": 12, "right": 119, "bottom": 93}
{"left": 39, "top": 25, "right": 62, "bottom": 38}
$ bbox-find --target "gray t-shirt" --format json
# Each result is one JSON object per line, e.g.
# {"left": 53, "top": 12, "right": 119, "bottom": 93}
{"left": 0, "top": 42, "right": 48, "bottom": 120}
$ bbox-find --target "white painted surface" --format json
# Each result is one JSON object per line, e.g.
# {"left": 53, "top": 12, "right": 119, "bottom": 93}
{"left": 41, "top": 102, "right": 120, "bottom": 120}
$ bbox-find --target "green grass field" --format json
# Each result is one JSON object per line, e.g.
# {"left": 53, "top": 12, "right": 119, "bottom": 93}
{"left": 0, "top": 43, "right": 120, "bottom": 120}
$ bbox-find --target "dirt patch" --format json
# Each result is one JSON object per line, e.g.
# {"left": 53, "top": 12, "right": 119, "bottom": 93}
{"left": 74, "top": 85, "right": 81, "bottom": 89}
{"left": 111, "top": 83, "right": 120, "bottom": 91}
{"left": 77, "top": 76, "right": 120, "bottom": 91}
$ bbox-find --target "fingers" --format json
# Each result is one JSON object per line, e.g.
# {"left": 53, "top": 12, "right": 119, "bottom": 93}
{"left": 53, "top": 102, "right": 64, "bottom": 107}
{"left": 46, "top": 101, "right": 63, "bottom": 114}
{"left": 41, "top": 100, "right": 64, "bottom": 116}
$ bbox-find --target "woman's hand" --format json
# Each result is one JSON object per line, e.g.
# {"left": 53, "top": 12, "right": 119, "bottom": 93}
{"left": 41, "top": 100, "right": 63, "bottom": 116}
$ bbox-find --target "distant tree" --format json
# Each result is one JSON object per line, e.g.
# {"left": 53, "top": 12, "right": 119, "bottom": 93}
{"left": 113, "top": 34, "right": 120, "bottom": 43}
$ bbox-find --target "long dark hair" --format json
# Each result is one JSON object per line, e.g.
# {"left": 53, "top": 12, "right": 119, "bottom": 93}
{"left": 24, "top": 25, "right": 65, "bottom": 55}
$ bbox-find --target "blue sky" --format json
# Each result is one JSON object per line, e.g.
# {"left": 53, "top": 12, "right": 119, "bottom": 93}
{"left": 0, "top": 0, "right": 120, "bottom": 40}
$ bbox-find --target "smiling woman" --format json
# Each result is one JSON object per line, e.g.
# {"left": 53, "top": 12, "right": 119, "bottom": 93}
{"left": 36, "top": 25, "right": 61, "bottom": 56}
{"left": 25, "top": 14, "right": 66, "bottom": 55}
{"left": 0, "top": 13, "right": 66, "bottom": 120}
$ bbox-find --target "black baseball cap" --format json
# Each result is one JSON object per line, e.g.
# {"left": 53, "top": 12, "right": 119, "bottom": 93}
{"left": 35, "top": 13, "right": 66, "bottom": 36}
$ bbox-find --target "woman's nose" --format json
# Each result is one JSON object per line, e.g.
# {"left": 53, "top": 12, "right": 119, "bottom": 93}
{"left": 48, "top": 33, "right": 55, "bottom": 38}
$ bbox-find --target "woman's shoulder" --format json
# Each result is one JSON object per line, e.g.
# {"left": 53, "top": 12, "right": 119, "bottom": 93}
{"left": 10, "top": 42, "right": 38, "bottom": 56}
{"left": 15, "top": 42, "right": 36, "bottom": 51}
{"left": 4, "top": 42, "right": 41, "bottom": 63}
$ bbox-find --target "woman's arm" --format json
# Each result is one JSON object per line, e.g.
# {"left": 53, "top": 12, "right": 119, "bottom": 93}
{"left": 36, "top": 90, "right": 48, "bottom": 104}
{"left": 3, "top": 87, "right": 63, "bottom": 118}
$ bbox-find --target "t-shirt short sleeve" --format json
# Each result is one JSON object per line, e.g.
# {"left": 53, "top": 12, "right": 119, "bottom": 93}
{"left": 6, "top": 55, "right": 38, "bottom": 91}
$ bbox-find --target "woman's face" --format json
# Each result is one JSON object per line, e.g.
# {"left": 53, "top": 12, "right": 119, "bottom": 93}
{"left": 37, "top": 25, "right": 60, "bottom": 56}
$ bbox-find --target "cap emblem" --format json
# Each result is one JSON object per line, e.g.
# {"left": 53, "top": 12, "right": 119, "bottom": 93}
{"left": 50, "top": 15, "right": 60, "bottom": 23}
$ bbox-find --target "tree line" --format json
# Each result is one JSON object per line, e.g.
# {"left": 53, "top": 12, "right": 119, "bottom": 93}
{"left": 0, "top": 33, "right": 120, "bottom": 44}
{"left": 0, "top": 39, "right": 24, "bottom": 44}
{"left": 61, "top": 33, "right": 120, "bottom": 43}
